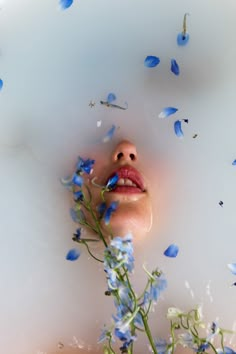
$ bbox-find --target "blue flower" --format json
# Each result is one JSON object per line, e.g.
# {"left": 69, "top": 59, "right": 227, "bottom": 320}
{"left": 159, "top": 107, "right": 178, "bottom": 118}
{"left": 232, "top": 159, "right": 236, "bottom": 166}
{"left": 227, "top": 263, "right": 236, "bottom": 275}
{"left": 217, "top": 347, "right": 236, "bottom": 354}
{"left": 0, "top": 79, "right": 3, "bottom": 91}
{"left": 70, "top": 208, "right": 85, "bottom": 223}
{"left": 154, "top": 339, "right": 171, "bottom": 354}
{"left": 104, "top": 201, "right": 119, "bottom": 225}
{"left": 144, "top": 56, "right": 160, "bottom": 68}
{"left": 177, "top": 32, "right": 190, "bottom": 46}
{"left": 74, "top": 190, "right": 84, "bottom": 201}
{"left": 164, "top": 244, "right": 179, "bottom": 258}
{"left": 103, "top": 125, "right": 116, "bottom": 143}
{"left": 98, "top": 328, "right": 113, "bottom": 344}
{"left": 60, "top": 0, "right": 73, "bottom": 9}
{"left": 72, "top": 173, "right": 84, "bottom": 187}
{"left": 106, "top": 173, "right": 119, "bottom": 190}
{"left": 174, "top": 120, "right": 184, "bottom": 138}
{"left": 97, "top": 202, "right": 107, "bottom": 217}
{"left": 76, "top": 157, "right": 95, "bottom": 175}
{"left": 66, "top": 248, "right": 80, "bottom": 261}
{"left": 73, "top": 228, "right": 82, "bottom": 241}
{"left": 107, "top": 93, "right": 116, "bottom": 103}
{"left": 171, "top": 59, "right": 180, "bottom": 75}
{"left": 150, "top": 271, "right": 167, "bottom": 302}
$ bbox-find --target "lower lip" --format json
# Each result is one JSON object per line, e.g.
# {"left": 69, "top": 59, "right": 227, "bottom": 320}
{"left": 111, "top": 186, "right": 143, "bottom": 194}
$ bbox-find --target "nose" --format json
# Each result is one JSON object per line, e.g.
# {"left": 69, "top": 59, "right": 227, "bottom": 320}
{"left": 112, "top": 140, "right": 138, "bottom": 162}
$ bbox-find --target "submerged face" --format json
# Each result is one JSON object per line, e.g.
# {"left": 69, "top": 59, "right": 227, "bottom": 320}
{"left": 85, "top": 140, "right": 153, "bottom": 239}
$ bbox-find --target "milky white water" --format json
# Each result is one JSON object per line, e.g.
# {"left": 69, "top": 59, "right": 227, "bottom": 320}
{"left": 0, "top": 0, "right": 236, "bottom": 353}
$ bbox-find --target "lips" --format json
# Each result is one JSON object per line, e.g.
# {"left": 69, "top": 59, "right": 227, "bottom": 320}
{"left": 106, "top": 165, "right": 145, "bottom": 194}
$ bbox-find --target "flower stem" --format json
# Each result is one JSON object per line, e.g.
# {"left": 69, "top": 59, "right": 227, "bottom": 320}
{"left": 140, "top": 309, "right": 157, "bottom": 354}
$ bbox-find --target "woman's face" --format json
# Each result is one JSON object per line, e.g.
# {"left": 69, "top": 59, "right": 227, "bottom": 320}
{"left": 85, "top": 140, "right": 153, "bottom": 239}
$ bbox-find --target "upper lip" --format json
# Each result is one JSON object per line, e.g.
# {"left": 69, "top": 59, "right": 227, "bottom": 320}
{"left": 106, "top": 165, "right": 145, "bottom": 191}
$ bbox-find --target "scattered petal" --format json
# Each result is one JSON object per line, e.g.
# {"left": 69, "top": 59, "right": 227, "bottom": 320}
{"left": 60, "top": 0, "right": 73, "bottom": 9}
{"left": 232, "top": 159, "right": 236, "bottom": 166}
{"left": 159, "top": 107, "right": 178, "bottom": 118}
{"left": 219, "top": 200, "right": 224, "bottom": 207}
{"left": 107, "top": 93, "right": 116, "bottom": 103}
{"left": 177, "top": 32, "right": 190, "bottom": 46}
{"left": 66, "top": 248, "right": 80, "bottom": 261}
{"left": 228, "top": 263, "right": 236, "bottom": 275}
{"left": 164, "top": 244, "right": 179, "bottom": 258}
{"left": 144, "top": 56, "right": 160, "bottom": 68}
{"left": 0, "top": 79, "right": 3, "bottom": 91}
{"left": 103, "top": 125, "right": 116, "bottom": 143}
{"left": 171, "top": 59, "right": 180, "bottom": 75}
{"left": 174, "top": 120, "right": 184, "bottom": 138}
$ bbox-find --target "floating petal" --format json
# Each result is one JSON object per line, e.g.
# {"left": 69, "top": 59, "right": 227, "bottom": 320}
{"left": 164, "top": 244, "right": 179, "bottom": 258}
{"left": 66, "top": 248, "right": 80, "bottom": 261}
{"left": 232, "top": 160, "right": 236, "bottom": 166}
{"left": 171, "top": 59, "right": 180, "bottom": 76}
{"left": 144, "top": 56, "right": 160, "bottom": 68}
{"left": 159, "top": 107, "right": 178, "bottom": 118}
{"left": 60, "top": 0, "right": 73, "bottom": 9}
{"left": 103, "top": 125, "right": 116, "bottom": 143}
{"left": 227, "top": 263, "right": 236, "bottom": 275}
{"left": 107, "top": 93, "right": 116, "bottom": 103}
{"left": 174, "top": 120, "right": 184, "bottom": 138}
{"left": 177, "top": 32, "right": 190, "bottom": 46}
{"left": 0, "top": 79, "right": 3, "bottom": 91}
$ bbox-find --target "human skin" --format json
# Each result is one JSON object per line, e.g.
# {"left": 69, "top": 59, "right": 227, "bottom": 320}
{"left": 83, "top": 140, "right": 153, "bottom": 240}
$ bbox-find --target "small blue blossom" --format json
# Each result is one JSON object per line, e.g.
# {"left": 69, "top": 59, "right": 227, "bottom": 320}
{"left": 107, "top": 93, "right": 116, "bottom": 103}
{"left": 177, "top": 32, "right": 190, "bottom": 46}
{"left": 154, "top": 338, "right": 171, "bottom": 354}
{"left": 97, "top": 202, "right": 107, "bottom": 217}
{"left": 70, "top": 208, "right": 85, "bottom": 223}
{"left": 106, "top": 173, "right": 119, "bottom": 190}
{"left": 174, "top": 120, "right": 184, "bottom": 138}
{"left": 72, "top": 173, "right": 84, "bottom": 187}
{"left": 150, "top": 272, "right": 167, "bottom": 302}
{"left": 217, "top": 347, "right": 236, "bottom": 354}
{"left": 103, "top": 125, "right": 116, "bottom": 143}
{"left": 227, "top": 263, "right": 236, "bottom": 275}
{"left": 73, "top": 228, "right": 82, "bottom": 241}
{"left": 159, "top": 107, "right": 178, "bottom": 118}
{"left": 76, "top": 157, "right": 95, "bottom": 175}
{"left": 232, "top": 159, "right": 236, "bottom": 166}
{"left": 164, "top": 244, "right": 179, "bottom": 258}
{"left": 144, "top": 56, "right": 160, "bottom": 68}
{"left": 104, "top": 201, "right": 119, "bottom": 225}
{"left": 66, "top": 248, "right": 80, "bottom": 261}
{"left": 171, "top": 59, "right": 180, "bottom": 75}
{"left": 60, "top": 0, "right": 73, "bottom": 9}
{"left": 74, "top": 190, "right": 84, "bottom": 201}
{"left": 0, "top": 79, "right": 3, "bottom": 91}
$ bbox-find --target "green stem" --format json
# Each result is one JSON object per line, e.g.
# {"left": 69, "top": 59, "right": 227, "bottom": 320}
{"left": 140, "top": 309, "right": 157, "bottom": 354}
{"left": 82, "top": 241, "right": 104, "bottom": 263}
{"left": 207, "top": 342, "right": 218, "bottom": 354}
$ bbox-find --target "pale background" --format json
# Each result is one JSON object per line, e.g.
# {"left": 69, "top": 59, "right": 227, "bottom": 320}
{"left": 0, "top": 0, "right": 236, "bottom": 353}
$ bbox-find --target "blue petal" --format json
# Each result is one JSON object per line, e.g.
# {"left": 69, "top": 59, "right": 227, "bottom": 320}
{"left": 227, "top": 263, "right": 236, "bottom": 275}
{"left": 103, "top": 125, "right": 116, "bottom": 143}
{"left": 60, "top": 0, "right": 73, "bottom": 9}
{"left": 66, "top": 248, "right": 80, "bottom": 261}
{"left": 74, "top": 190, "right": 84, "bottom": 201}
{"left": 232, "top": 159, "right": 236, "bottom": 166}
{"left": 171, "top": 59, "right": 180, "bottom": 76}
{"left": 97, "top": 202, "right": 107, "bottom": 217}
{"left": 217, "top": 348, "right": 236, "bottom": 354}
{"left": 74, "top": 228, "right": 81, "bottom": 240}
{"left": 177, "top": 32, "right": 190, "bottom": 46}
{"left": 106, "top": 173, "right": 119, "bottom": 190}
{"left": 174, "top": 120, "right": 184, "bottom": 138}
{"left": 0, "top": 79, "right": 3, "bottom": 91}
{"left": 159, "top": 107, "right": 178, "bottom": 118}
{"left": 72, "top": 174, "right": 84, "bottom": 187}
{"left": 107, "top": 93, "right": 116, "bottom": 103}
{"left": 144, "top": 56, "right": 160, "bottom": 68}
{"left": 164, "top": 244, "right": 179, "bottom": 258}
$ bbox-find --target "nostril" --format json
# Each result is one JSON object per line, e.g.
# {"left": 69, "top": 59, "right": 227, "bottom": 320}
{"left": 117, "top": 152, "right": 123, "bottom": 160}
{"left": 130, "top": 153, "right": 136, "bottom": 161}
